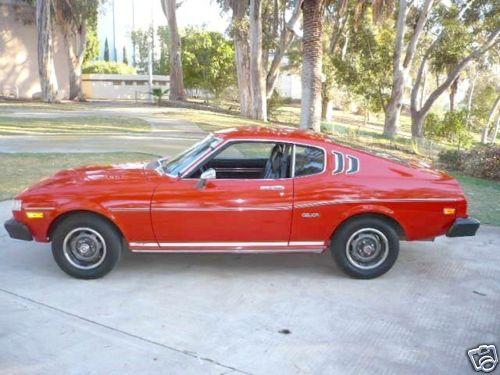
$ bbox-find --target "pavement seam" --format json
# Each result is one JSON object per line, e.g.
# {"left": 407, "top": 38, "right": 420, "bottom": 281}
{"left": 0, "top": 287, "right": 250, "bottom": 375}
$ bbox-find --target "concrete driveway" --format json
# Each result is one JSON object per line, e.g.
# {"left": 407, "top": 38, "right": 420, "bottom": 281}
{"left": 0, "top": 200, "right": 498, "bottom": 374}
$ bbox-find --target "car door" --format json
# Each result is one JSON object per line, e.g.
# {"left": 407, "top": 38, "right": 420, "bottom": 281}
{"left": 151, "top": 141, "right": 293, "bottom": 249}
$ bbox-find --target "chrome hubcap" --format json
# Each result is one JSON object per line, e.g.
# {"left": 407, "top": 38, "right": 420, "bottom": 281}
{"left": 346, "top": 228, "right": 389, "bottom": 270}
{"left": 63, "top": 228, "right": 106, "bottom": 270}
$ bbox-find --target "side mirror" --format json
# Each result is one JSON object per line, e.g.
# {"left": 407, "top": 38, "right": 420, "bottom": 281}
{"left": 197, "top": 168, "right": 216, "bottom": 189}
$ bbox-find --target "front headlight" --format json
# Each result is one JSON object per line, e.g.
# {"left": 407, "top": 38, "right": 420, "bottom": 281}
{"left": 12, "top": 199, "right": 22, "bottom": 212}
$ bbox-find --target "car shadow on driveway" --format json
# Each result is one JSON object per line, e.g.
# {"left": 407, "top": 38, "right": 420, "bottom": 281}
{"left": 119, "top": 250, "right": 341, "bottom": 278}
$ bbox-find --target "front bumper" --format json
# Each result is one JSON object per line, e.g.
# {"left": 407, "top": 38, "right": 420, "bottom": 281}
{"left": 446, "top": 217, "right": 480, "bottom": 237}
{"left": 4, "top": 219, "right": 33, "bottom": 241}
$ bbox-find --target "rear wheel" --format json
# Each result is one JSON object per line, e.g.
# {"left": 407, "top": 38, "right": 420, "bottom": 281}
{"left": 331, "top": 216, "right": 399, "bottom": 279}
{"left": 51, "top": 214, "right": 122, "bottom": 279}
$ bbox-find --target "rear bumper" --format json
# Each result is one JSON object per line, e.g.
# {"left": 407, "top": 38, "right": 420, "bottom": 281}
{"left": 446, "top": 217, "right": 480, "bottom": 237}
{"left": 4, "top": 219, "right": 33, "bottom": 241}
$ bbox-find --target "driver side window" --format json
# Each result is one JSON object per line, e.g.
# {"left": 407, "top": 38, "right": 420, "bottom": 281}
{"left": 189, "top": 141, "right": 292, "bottom": 180}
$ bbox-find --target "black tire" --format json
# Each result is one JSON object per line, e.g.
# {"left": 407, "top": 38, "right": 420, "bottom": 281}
{"left": 331, "top": 216, "right": 399, "bottom": 279}
{"left": 51, "top": 213, "right": 122, "bottom": 279}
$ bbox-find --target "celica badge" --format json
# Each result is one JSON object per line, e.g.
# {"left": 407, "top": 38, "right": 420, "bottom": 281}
{"left": 302, "top": 212, "right": 320, "bottom": 218}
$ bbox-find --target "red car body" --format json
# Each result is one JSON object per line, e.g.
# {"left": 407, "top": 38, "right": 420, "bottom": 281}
{"left": 6, "top": 126, "right": 478, "bottom": 256}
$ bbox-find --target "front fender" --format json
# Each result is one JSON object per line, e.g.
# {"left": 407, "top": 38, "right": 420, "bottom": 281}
{"left": 22, "top": 200, "right": 122, "bottom": 242}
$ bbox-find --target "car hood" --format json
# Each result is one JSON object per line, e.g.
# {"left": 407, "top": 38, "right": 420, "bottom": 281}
{"left": 18, "top": 163, "right": 159, "bottom": 197}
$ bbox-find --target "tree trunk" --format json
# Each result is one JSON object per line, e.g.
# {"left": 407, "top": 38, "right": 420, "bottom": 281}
{"left": 481, "top": 95, "right": 500, "bottom": 144}
{"left": 68, "top": 62, "right": 82, "bottom": 100}
{"left": 36, "top": 0, "right": 59, "bottom": 102}
{"left": 63, "top": 24, "right": 87, "bottom": 100}
{"left": 491, "top": 113, "right": 499, "bottom": 143}
{"left": 466, "top": 70, "right": 478, "bottom": 113}
{"left": 411, "top": 112, "right": 426, "bottom": 139}
{"left": 249, "top": 0, "right": 267, "bottom": 121}
{"left": 384, "top": 0, "right": 434, "bottom": 138}
{"left": 419, "top": 63, "right": 427, "bottom": 109}
{"left": 449, "top": 76, "right": 459, "bottom": 112}
{"left": 321, "top": 95, "right": 332, "bottom": 121}
{"left": 384, "top": 69, "right": 405, "bottom": 138}
{"left": 161, "top": 0, "right": 186, "bottom": 101}
{"left": 465, "top": 69, "right": 478, "bottom": 125}
{"left": 300, "top": 0, "right": 326, "bottom": 132}
{"left": 383, "top": 0, "right": 408, "bottom": 138}
{"left": 266, "top": 0, "right": 302, "bottom": 98}
{"left": 229, "top": 0, "right": 253, "bottom": 117}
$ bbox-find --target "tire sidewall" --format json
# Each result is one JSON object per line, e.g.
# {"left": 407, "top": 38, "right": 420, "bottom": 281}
{"left": 332, "top": 217, "right": 399, "bottom": 279}
{"left": 52, "top": 214, "right": 122, "bottom": 279}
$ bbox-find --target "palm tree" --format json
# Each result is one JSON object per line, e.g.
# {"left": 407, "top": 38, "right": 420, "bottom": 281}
{"left": 300, "top": 0, "right": 391, "bottom": 131}
{"left": 300, "top": 0, "right": 327, "bottom": 131}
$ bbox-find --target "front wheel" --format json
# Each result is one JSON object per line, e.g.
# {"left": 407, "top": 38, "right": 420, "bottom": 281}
{"left": 331, "top": 217, "right": 399, "bottom": 279}
{"left": 52, "top": 214, "right": 122, "bottom": 279}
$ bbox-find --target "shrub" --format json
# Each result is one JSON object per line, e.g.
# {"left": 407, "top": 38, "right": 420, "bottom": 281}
{"left": 82, "top": 61, "right": 137, "bottom": 75}
{"left": 438, "top": 149, "right": 463, "bottom": 170}
{"left": 439, "top": 145, "right": 500, "bottom": 180}
{"left": 151, "top": 88, "right": 169, "bottom": 106}
{"left": 425, "top": 110, "right": 473, "bottom": 148}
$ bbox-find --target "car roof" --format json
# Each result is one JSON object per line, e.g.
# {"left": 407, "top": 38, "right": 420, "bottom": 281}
{"left": 213, "top": 125, "right": 335, "bottom": 145}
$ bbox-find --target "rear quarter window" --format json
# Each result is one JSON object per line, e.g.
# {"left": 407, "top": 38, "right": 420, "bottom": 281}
{"left": 295, "top": 145, "right": 325, "bottom": 177}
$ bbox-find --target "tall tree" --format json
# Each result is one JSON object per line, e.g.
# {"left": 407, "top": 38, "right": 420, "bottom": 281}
{"left": 330, "top": 10, "right": 394, "bottom": 120}
{"left": 182, "top": 28, "right": 236, "bottom": 98}
{"left": 266, "top": 0, "right": 303, "bottom": 98}
{"left": 410, "top": 1, "right": 500, "bottom": 139}
{"left": 55, "top": 0, "right": 99, "bottom": 100}
{"left": 249, "top": 0, "right": 267, "bottom": 120}
{"left": 83, "top": 10, "right": 99, "bottom": 64}
{"left": 36, "top": 0, "right": 59, "bottom": 102}
{"left": 122, "top": 46, "right": 128, "bottom": 65}
{"left": 161, "top": 0, "right": 186, "bottom": 101}
{"left": 481, "top": 94, "right": 500, "bottom": 144}
{"left": 383, "top": 0, "right": 435, "bottom": 138}
{"left": 104, "top": 38, "right": 110, "bottom": 62}
{"left": 157, "top": 26, "right": 171, "bottom": 75}
{"left": 225, "top": 0, "right": 253, "bottom": 117}
{"left": 321, "top": 0, "right": 348, "bottom": 120}
{"left": 300, "top": 0, "right": 327, "bottom": 131}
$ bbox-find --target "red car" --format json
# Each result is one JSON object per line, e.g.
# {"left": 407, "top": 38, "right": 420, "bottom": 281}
{"left": 5, "top": 126, "right": 479, "bottom": 279}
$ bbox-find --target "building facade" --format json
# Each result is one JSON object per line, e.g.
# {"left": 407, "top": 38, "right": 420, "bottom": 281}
{"left": 0, "top": 0, "right": 69, "bottom": 99}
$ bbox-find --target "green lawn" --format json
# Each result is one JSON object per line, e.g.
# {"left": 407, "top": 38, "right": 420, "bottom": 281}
{"left": 0, "top": 101, "right": 88, "bottom": 112}
{"left": 0, "top": 116, "right": 151, "bottom": 135}
{"left": 453, "top": 173, "right": 500, "bottom": 226}
{"left": 0, "top": 152, "right": 158, "bottom": 200}
{"left": 165, "top": 108, "right": 267, "bottom": 132}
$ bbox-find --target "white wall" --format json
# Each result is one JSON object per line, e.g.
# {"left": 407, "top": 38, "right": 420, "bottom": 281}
{"left": 276, "top": 73, "right": 302, "bottom": 100}
{"left": 82, "top": 74, "right": 169, "bottom": 100}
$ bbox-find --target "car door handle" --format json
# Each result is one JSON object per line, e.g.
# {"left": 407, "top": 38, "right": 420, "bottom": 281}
{"left": 260, "top": 185, "right": 285, "bottom": 191}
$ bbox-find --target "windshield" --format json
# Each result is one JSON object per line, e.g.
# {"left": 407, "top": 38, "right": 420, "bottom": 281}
{"left": 160, "top": 135, "right": 222, "bottom": 176}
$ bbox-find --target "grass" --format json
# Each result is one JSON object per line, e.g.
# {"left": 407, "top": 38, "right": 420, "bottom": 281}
{"left": 453, "top": 173, "right": 500, "bottom": 226}
{"left": 0, "top": 116, "right": 151, "bottom": 135}
{"left": 0, "top": 101, "right": 88, "bottom": 112}
{"left": 165, "top": 108, "right": 267, "bottom": 132}
{"left": 0, "top": 152, "right": 158, "bottom": 200}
